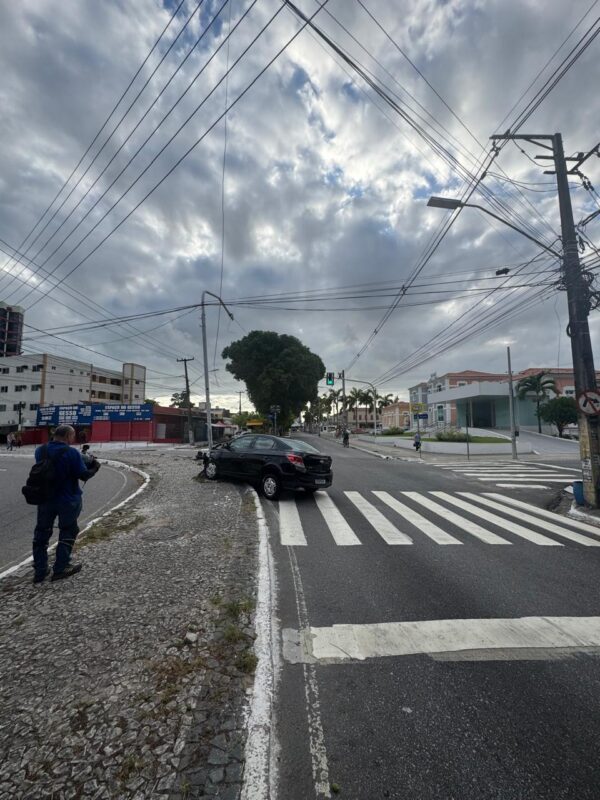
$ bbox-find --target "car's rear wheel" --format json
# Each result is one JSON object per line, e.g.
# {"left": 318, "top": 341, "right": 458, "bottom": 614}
{"left": 261, "top": 472, "right": 281, "bottom": 501}
{"left": 204, "top": 459, "right": 219, "bottom": 480}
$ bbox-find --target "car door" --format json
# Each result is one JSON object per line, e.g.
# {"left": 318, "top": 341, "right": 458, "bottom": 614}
{"left": 245, "top": 435, "right": 279, "bottom": 480}
{"left": 219, "top": 435, "right": 255, "bottom": 477}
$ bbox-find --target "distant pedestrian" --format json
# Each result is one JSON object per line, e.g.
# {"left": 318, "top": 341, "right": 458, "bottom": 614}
{"left": 413, "top": 432, "right": 421, "bottom": 452}
{"left": 15, "top": 434, "right": 22, "bottom": 449}
{"left": 6, "top": 432, "right": 14, "bottom": 451}
{"left": 27, "top": 424, "right": 101, "bottom": 584}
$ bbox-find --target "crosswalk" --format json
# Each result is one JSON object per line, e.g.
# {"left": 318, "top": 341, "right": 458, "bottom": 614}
{"left": 432, "top": 460, "right": 579, "bottom": 489}
{"left": 274, "top": 490, "right": 600, "bottom": 548}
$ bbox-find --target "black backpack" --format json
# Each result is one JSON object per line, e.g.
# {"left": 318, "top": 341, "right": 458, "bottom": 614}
{"left": 22, "top": 444, "right": 68, "bottom": 506}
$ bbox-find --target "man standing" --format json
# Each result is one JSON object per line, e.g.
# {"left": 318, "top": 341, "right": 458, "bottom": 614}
{"left": 32, "top": 425, "right": 100, "bottom": 584}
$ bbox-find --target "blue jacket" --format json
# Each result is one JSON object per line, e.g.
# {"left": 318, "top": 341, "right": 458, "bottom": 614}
{"left": 34, "top": 441, "right": 98, "bottom": 503}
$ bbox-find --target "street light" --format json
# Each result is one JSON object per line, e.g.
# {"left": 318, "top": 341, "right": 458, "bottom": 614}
{"left": 427, "top": 196, "right": 561, "bottom": 257}
{"left": 201, "top": 291, "right": 234, "bottom": 451}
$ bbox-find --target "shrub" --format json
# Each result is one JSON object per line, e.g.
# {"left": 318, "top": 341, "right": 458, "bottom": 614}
{"left": 435, "top": 429, "right": 472, "bottom": 442}
{"left": 381, "top": 426, "right": 406, "bottom": 436}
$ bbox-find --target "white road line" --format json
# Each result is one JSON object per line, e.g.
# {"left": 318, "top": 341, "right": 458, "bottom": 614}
{"left": 485, "top": 493, "right": 600, "bottom": 537}
{"left": 459, "top": 472, "right": 574, "bottom": 478}
{"left": 496, "top": 484, "right": 549, "bottom": 489}
{"left": 292, "top": 616, "right": 600, "bottom": 663}
{"left": 345, "top": 492, "right": 412, "bottom": 545}
{"left": 460, "top": 493, "right": 600, "bottom": 547}
{"left": 403, "top": 492, "right": 511, "bottom": 545}
{"left": 278, "top": 498, "right": 308, "bottom": 546}
{"left": 314, "top": 492, "right": 361, "bottom": 546}
{"left": 431, "top": 492, "right": 562, "bottom": 546}
{"left": 474, "top": 477, "right": 574, "bottom": 483}
{"left": 373, "top": 491, "right": 462, "bottom": 545}
{"left": 532, "top": 461, "right": 581, "bottom": 473}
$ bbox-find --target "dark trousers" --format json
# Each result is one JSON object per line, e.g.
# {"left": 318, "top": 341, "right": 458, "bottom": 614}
{"left": 32, "top": 498, "right": 82, "bottom": 577}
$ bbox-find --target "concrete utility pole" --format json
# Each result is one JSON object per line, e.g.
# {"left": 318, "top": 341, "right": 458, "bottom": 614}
{"left": 492, "top": 133, "right": 600, "bottom": 506}
{"left": 177, "top": 357, "right": 195, "bottom": 445}
{"left": 201, "top": 291, "right": 234, "bottom": 451}
{"left": 237, "top": 391, "right": 243, "bottom": 415}
{"left": 338, "top": 370, "right": 347, "bottom": 428}
{"left": 507, "top": 346, "right": 518, "bottom": 461}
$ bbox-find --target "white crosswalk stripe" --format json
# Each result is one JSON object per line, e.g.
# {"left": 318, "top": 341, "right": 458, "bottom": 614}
{"left": 345, "top": 491, "right": 412, "bottom": 545}
{"left": 433, "top": 460, "right": 575, "bottom": 489}
{"left": 402, "top": 491, "right": 511, "bottom": 545}
{"left": 314, "top": 491, "right": 361, "bottom": 546}
{"left": 273, "top": 490, "right": 597, "bottom": 549}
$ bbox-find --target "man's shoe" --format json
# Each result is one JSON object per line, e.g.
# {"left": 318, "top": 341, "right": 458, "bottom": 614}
{"left": 51, "top": 563, "right": 82, "bottom": 582}
{"left": 33, "top": 570, "right": 49, "bottom": 584}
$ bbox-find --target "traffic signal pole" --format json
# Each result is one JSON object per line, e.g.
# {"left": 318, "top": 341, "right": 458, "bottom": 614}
{"left": 492, "top": 133, "right": 600, "bottom": 506}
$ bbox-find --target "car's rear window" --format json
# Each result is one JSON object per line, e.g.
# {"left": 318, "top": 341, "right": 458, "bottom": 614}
{"left": 286, "top": 439, "right": 320, "bottom": 454}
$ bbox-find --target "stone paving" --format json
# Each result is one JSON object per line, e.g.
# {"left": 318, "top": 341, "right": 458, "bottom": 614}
{"left": 0, "top": 448, "right": 259, "bottom": 799}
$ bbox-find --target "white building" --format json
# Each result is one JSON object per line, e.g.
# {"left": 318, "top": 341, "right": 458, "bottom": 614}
{"left": 0, "top": 353, "right": 146, "bottom": 431}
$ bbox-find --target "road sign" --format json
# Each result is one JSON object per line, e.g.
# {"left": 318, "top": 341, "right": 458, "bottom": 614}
{"left": 418, "top": 413, "right": 428, "bottom": 420}
{"left": 578, "top": 390, "right": 600, "bottom": 416}
{"left": 269, "top": 405, "right": 281, "bottom": 413}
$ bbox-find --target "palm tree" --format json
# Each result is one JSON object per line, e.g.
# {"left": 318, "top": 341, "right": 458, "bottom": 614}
{"left": 377, "top": 393, "right": 394, "bottom": 413}
{"left": 516, "top": 371, "right": 558, "bottom": 433}
{"left": 328, "top": 388, "right": 343, "bottom": 421}
{"left": 348, "top": 388, "right": 362, "bottom": 427}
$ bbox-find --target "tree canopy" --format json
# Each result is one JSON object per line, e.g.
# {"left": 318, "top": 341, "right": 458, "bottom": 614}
{"left": 538, "top": 396, "right": 578, "bottom": 437}
{"left": 170, "top": 391, "right": 193, "bottom": 409}
{"left": 516, "top": 371, "right": 558, "bottom": 433}
{"left": 222, "top": 331, "right": 325, "bottom": 428}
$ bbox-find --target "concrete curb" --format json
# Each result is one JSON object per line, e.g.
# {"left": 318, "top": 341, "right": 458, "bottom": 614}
{"left": 0, "top": 458, "right": 151, "bottom": 582}
{"left": 567, "top": 500, "right": 600, "bottom": 529}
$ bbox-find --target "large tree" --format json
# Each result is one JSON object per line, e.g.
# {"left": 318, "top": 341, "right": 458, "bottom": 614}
{"left": 222, "top": 331, "right": 325, "bottom": 429}
{"left": 170, "top": 391, "right": 194, "bottom": 408}
{"left": 538, "top": 396, "right": 578, "bottom": 437}
{"left": 516, "top": 371, "right": 558, "bottom": 433}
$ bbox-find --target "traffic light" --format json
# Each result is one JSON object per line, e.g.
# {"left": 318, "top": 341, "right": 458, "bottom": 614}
{"left": 326, "top": 372, "right": 335, "bottom": 386}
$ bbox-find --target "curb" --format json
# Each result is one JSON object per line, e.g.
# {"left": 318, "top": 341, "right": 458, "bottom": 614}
{"left": 567, "top": 499, "right": 600, "bottom": 529}
{"left": 0, "top": 458, "right": 151, "bottom": 582}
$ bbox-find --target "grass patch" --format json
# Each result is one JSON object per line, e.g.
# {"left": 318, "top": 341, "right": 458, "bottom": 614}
{"left": 117, "top": 753, "right": 144, "bottom": 783}
{"left": 76, "top": 512, "right": 144, "bottom": 549}
{"left": 234, "top": 651, "right": 258, "bottom": 674}
{"left": 223, "top": 623, "right": 245, "bottom": 644}
{"left": 224, "top": 598, "right": 255, "bottom": 620}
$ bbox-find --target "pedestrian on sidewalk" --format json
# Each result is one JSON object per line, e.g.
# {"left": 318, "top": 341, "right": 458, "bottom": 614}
{"left": 30, "top": 425, "right": 101, "bottom": 584}
{"left": 413, "top": 432, "right": 421, "bottom": 453}
{"left": 6, "top": 432, "right": 14, "bottom": 450}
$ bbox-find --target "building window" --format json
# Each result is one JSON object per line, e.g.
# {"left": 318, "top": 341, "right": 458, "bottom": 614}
{"left": 50, "top": 385, "right": 54, "bottom": 389}
{"left": 437, "top": 405, "right": 444, "bottom": 422}
{"left": 13, "top": 403, "right": 23, "bottom": 411}
{"left": 31, "top": 364, "right": 43, "bottom": 372}
{"left": 69, "top": 387, "right": 73, "bottom": 392}
{"left": 51, "top": 366, "right": 56, "bottom": 370}
{"left": 91, "top": 391, "right": 96, "bottom": 398}
{"left": 0, "top": 404, "right": 5, "bottom": 412}
{"left": 135, "top": 380, "right": 140, "bottom": 385}
{"left": 436, "top": 384, "right": 442, "bottom": 392}
{"left": 92, "top": 374, "right": 97, "bottom": 382}
{"left": 1, "top": 368, "right": 8, "bottom": 374}
{"left": 0, "top": 386, "right": 7, "bottom": 393}
{"left": 134, "top": 394, "right": 139, "bottom": 399}
{"left": 16, "top": 366, "right": 27, "bottom": 373}
{"left": 79, "top": 388, "right": 83, "bottom": 392}
{"left": 15, "top": 385, "right": 27, "bottom": 392}
{"left": 29, "top": 403, "right": 39, "bottom": 411}
{"left": 31, "top": 384, "right": 41, "bottom": 391}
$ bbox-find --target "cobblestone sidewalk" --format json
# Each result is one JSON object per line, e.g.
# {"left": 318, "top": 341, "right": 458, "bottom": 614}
{"left": 0, "top": 448, "right": 259, "bottom": 800}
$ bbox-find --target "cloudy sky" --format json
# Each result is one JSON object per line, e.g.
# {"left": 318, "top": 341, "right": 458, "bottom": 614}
{"left": 1, "top": 0, "right": 599, "bottom": 411}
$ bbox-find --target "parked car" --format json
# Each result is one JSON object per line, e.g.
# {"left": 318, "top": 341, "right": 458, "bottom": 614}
{"left": 203, "top": 434, "right": 333, "bottom": 500}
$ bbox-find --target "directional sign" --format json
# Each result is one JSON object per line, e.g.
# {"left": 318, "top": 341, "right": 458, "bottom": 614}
{"left": 418, "top": 413, "right": 429, "bottom": 420}
{"left": 578, "top": 390, "right": 600, "bottom": 416}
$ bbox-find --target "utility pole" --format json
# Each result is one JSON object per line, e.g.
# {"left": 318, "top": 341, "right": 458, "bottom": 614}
{"left": 492, "top": 133, "right": 600, "bottom": 505}
{"left": 177, "top": 357, "right": 195, "bottom": 445}
{"left": 237, "top": 391, "right": 243, "bottom": 415}
{"left": 338, "top": 370, "right": 347, "bottom": 429}
{"left": 201, "top": 291, "right": 234, "bottom": 451}
{"left": 507, "top": 346, "right": 518, "bottom": 461}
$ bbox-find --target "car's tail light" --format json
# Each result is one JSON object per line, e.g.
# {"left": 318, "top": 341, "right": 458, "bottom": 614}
{"left": 286, "top": 453, "right": 305, "bottom": 467}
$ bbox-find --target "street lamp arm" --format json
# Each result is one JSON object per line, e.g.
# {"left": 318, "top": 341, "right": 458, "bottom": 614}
{"left": 463, "top": 203, "right": 561, "bottom": 258}
{"left": 202, "top": 290, "right": 234, "bottom": 320}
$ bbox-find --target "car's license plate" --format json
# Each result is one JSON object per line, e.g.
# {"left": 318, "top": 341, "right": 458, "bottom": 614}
{"left": 315, "top": 479, "right": 327, "bottom": 485}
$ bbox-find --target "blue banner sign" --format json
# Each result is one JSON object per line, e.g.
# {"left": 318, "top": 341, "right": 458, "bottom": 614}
{"left": 37, "top": 403, "right": 153, "bottom": 426}
{"left": 418, "top": 412, "right": 429, "bottom": 419}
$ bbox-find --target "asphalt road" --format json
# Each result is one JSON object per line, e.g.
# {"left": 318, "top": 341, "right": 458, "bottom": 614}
{"left": 263, "top": 435, "right": 600, "bottom": 799}
{"left": 0, "top": 453, "right": 140, "bottom": 573}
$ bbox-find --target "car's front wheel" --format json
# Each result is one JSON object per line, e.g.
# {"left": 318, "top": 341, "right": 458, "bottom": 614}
{"left": 204, "top": 459, "right": 219, "bottom": 480}
{"left": 261, "top": 472, "right": 282, "bottom": 501}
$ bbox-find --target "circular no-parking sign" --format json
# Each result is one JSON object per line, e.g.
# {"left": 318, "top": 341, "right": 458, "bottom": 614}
{"left": 578, "top": 390, "right": 600, "bottom": 415}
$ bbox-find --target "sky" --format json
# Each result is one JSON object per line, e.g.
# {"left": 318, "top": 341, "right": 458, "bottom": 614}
{"left": 0, "top": 0, "right": 599, "bottom": 412}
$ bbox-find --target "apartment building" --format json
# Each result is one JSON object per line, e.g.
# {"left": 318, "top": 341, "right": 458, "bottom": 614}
{"left": 381, "top": 401, "right": 411, "bottom": 430}
{"left": 0, "top": 302, "right": 24, "bottom": 356}
{"left": 0, "top": 353, "right": 146, "bottom": 432}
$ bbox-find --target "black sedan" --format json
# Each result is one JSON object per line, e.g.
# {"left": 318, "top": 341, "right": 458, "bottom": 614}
{"left": 203, "top": 434, "right": 333, "bottom": 500}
